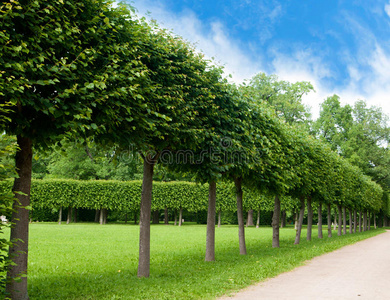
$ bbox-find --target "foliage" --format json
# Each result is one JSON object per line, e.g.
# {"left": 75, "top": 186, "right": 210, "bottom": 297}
{"left": 0, "top": 179, "right": 236, "bottom": 213}
{"left": 0, "top": 114, "right": 18, "bottom": 293}
{"left": 242, "top": 72, "right": 313, "bottom": 126}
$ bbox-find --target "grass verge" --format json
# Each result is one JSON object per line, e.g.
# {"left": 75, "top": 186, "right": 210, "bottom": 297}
{"left": 4, "top": 223, "right": 387, "bottom": 299}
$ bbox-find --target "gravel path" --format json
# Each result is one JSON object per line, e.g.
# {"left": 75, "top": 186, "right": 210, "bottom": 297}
{"left": 219, "top": 230, "right": 390, "bottom": 300}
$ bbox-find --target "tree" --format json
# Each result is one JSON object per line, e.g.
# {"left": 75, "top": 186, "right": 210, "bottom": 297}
{"left": 0, "top": 1, "right": 150, "bottom": 297}
{"left": 313, "top": 95, "right": 353, "bottom": 151}
{"left": 243, "top": 72, "right": 313, "bottom": 126}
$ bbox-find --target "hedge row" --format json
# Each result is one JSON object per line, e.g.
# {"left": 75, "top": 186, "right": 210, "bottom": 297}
{"left": 0, "top": 179, "right": 273, "bottom": 213}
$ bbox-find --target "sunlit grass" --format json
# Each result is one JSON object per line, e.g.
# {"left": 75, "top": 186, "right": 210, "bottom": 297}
{"left": 4, "top": 223, "right": 386, "bottom": 299}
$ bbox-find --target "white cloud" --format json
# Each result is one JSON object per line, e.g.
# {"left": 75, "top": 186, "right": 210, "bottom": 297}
{"left": 129, "top": 0, "right": 390, "bottom": 121}
{"left": 385, "top": 3, "right": 390, "bottom": 17}
{"left": 131, "top": 0, "right": 263, "bottom": 83}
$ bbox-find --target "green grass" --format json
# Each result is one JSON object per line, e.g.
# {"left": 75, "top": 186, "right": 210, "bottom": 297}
{"left": 6, "top": 223, "right": 387, "bottom": 299}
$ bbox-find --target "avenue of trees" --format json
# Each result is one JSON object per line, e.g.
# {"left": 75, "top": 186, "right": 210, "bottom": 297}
{"left": 1, "top": 0, "right": 390, "bottom": 299}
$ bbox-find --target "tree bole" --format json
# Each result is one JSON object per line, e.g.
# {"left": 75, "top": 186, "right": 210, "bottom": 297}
{"left": 307, "top": 196, "right": 313, "bottom": 241}
{"left": 235, "top": 177, "right": 247, "bottom": 254}
{"left": 6, "top": 136, "right": 33, "bottom": 300}
{"left": 294, "top": 196, "right": 305, "bottom": 245}
{"left": 327, "top": 203, "right": 332, "bottom": 238}
{"left": 205, "top": 181, "right": 217, "bottom": 261}
{"left": 137, "top": 155, "right": 156, "bottom": 278}
{"left": 272, "top": 195, "right": 281, "bottom": 248}
{"left": 318, "top": 201, "right": 323, "bottom": 239}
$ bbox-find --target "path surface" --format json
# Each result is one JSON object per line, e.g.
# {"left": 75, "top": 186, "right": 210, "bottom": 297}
{"left": 219, "top": 230, "right": 390, "bottom": 300}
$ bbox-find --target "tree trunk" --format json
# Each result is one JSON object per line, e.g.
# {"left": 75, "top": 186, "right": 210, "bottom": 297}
{"left": 205, "top": 181, "right": 217, "bottom": 261}
{"left": 349, "top": 209, "right": 352, "bottom": 234}
{"left": 359, "top": 210, "right": 362, "bottom": 232}
{"left": 256, "top": 210, "right": 260, "bottom": 228}
{"left": 374, "top": 213, "right": 377, "bottom": 229}
{"left": 134, "top": 210, "right": 138, "bottom": 225}
{"left": 307, "top": 196, "right": 313, "bottom": 241}
{"left": 235, "top": 177, "right": 247, "bottom": 255}
{"left": 164, "top": 207, "right": 169, "bottom": 225}
{"left": 281, "top": 210, "right": 286, "bottom": 228}
{"left": 99, "top": 208, "right": 104, "bottom": 225}
{"left": 363, "top": 211, "right": 367, "bottom": 231}
{"left": 6, "top": 136, "right": 33, "bottom": 300}
{"left": 368, "top": 212, "right": 371, "bottom": 230}
{"left": 94, "top": 209, "right": 100, "bottom": 223}
{"left": 327, "top": 203, "right": 332, "bottom": 238}
{"left": 272, "top": 195, "right": 281, "bottom": 248}
{"left": 353, "top": 210, "right": 357, "bottom": 233}
{"left": 152, "top": 210, "right": 159, "bottom": 224}
{"left": 137, "top": 155, "right": 157, "bottom": 278}
{"left": 333, "top": 207, "right": 338, "bottom": 231}
{"left": 246, "top": 209, "right": 254, "bottom": 227}
{"left": 342, "top": 206, "right": 346, "bottom": 235}
{"left": 174, "top": 209, "right": 177, "bottom": 226}
{"left": 67, "top": 206, "right": 72, "bottom": 224}
{"left": 337, "top": 205, "right": 342, "bottom": 236}
{"left": 384, "top": 215, "right": 388, "bottom": 227}
{"left": 294, "top": 211, "right": 298, "bottom": 230}
{"left": 58, "top": 206, "right": 62, "bottom": 225}
{"left": 318, "top": 201, "right": 323, "bottom": 239}
{"left": 103, "top": 208, "right": 107, "bottom": 225}
{"left": 179, "top": 207, "right": 183, "bottom": 226}
{"left": 294, "top": 196, "right": 305, "bottom": 245}
{"left": 218, "top": 209, "right": 221, "bottom": 228}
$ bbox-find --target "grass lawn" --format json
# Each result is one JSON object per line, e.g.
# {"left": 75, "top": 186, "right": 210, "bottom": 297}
{"left": 5, "top": 223, "right": 387, "bottom": 299}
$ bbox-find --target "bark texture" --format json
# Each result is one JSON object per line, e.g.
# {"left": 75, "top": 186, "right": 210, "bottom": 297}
{"left": 342, "top": 206, "right": 346, "bottom": 235}
{"left": 294, "top": 196, "right": 305, "bottom": 245}
{"left": 327, "top": 203, "right": 332, "bottom": 238}
{"left": 235, "top": 177, "right": 246, "bottom": 254}
{"left": 256, "top": 210, "right": 260, "bottom": 228}
{"left": 137, "top": 155, "right": 157, "bottom": 278}
{"left": 359, "top": 211, "right": 362, "bottom": 232}
{"left": 363, "top": 211, "right": 367, "bottom": 231}
{"left": 246, "top": 209, "right": 254, "bottom": 227}
{"left": 6, "top": 136, "right": 33, "bottom": 300}
{"left": 99, "top": 208, "right": 104, "bottom": 225}
{"left": 349, "top": 209, "right": 352, "bottom": 234}
{"left": 179, "top": 207, "right": 183, "bottom": 226}
{"left": 134, "top": 210, "right": 138, "bottom": 225}
{"left": 152, "top": 210, "right": 159, "bottom": 224}
{"left": 368, "top": 212, "right": 371, "bottom": 230}
{"left": 307, "top": 196, "right": 313, "bottom": 241}
{"left": 281, "top": 210, "right": 287, "bottom": 228}
{"left": 67, "top": 206, "right": 72, "bottom": 224}
{"left": 337, "top": 205, "right": 342, "bottom": 236}
{"left": 205, "top": 181, "right": 217, "bottom": 261}
{"left": 164, "top": 207, "right": 169, "bottom": 225}
{"left": 58, "top": 206, "right": 62, "bottom": 225}
{"left": 353, "top": 210, "right": 357, "bottom": 233}
{"left": 318, "top": 202, "right": 323, "bottom": 239}
{"left": 272, "top": 195, "right": 281, "bottom": 248}
{"left": 94, "top": 209, "right": 100, "bottom": 223}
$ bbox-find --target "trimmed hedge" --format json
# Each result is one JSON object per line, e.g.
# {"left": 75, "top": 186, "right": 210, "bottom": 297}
{"left": 0, "top": 179, "right": 253, "bottom": 213}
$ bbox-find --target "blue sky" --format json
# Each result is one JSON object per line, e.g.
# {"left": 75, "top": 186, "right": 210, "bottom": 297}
{"left": 125, "top": 0, "right": 390, "bottom": 119}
